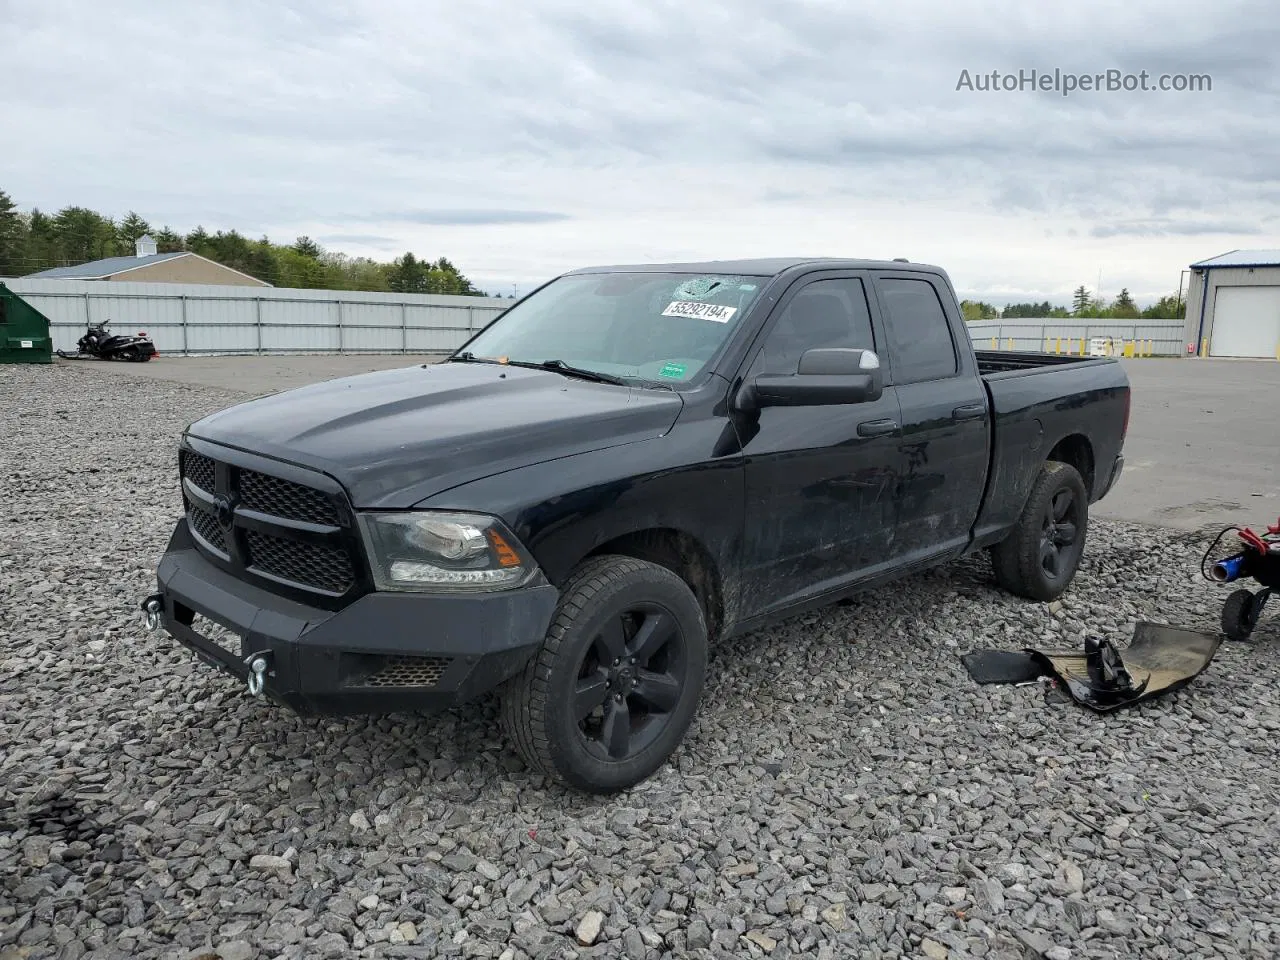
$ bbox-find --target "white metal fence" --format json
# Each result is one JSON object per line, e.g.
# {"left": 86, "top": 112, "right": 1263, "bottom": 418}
{"left": 2, "top": 278, "right": 511, "bottom": 356}
{"left": 965, "top": 318, "right": 1186, "bottom": 356}
{"left": 2, "top": 279, "right": 1191, "bottom": 359}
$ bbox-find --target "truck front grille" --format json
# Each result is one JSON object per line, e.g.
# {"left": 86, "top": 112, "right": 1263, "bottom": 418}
{"left": 240, "top": 471, "right": 339, "bottom": 525}
{"left": 181, "top": 450, "right": 216, "bottom": 494}
{"left": 187, "top": 503, "right": 227, "bottom": 554}
{"left": 179, "top": 445, "right": 362, "bottom": 602}
{"left": 245, "top": 530, "right": 355, "bottom": 594}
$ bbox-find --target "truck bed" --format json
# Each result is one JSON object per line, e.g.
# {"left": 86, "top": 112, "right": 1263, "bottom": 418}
{"left": 975, "top": 349, "right": 1116, "bottom": 377}
{"left": 969, "top": 349, "right": 1129, "bottom": 550}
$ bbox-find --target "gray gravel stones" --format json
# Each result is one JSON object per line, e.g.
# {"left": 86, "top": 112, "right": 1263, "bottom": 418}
{"left": 4, "top": 361, "right": 1280, "bottom": 959}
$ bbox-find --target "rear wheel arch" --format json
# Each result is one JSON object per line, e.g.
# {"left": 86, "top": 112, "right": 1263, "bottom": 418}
{"left": 1046, "top": 434, "right": 1095, "bottom": 498}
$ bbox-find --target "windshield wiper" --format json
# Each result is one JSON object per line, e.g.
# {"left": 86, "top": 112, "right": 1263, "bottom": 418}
{"left": 505, "top": 359, "right": 626, "bottom": 385}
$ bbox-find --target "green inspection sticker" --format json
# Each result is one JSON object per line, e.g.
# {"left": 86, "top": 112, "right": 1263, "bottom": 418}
{"left": 659, "top": 362, "right": 688, "bottom": 378}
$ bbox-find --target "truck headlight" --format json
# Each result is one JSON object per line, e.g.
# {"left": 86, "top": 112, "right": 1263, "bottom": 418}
{"left": 358, "top": 511, "right": 538, "bottom": 592}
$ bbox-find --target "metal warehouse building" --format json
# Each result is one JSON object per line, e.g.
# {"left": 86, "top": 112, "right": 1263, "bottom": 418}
{"left": 1184, "top": 249, "right": 1280, "bottom": 359}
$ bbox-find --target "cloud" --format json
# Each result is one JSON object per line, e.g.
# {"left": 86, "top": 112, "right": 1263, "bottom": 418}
{"left": 313, "top": 233, "right": 399, "bottom": 247}
{"left": 2, "top": 0, "right": 1278, "bottom": 300}
{"left": 377, "top": 210, "right": 572, "bottom": 226}
{"left": 1091, "top": 220, "right": 1266, "bottom": 238}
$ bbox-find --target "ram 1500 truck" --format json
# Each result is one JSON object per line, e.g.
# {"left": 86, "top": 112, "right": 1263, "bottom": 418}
{"left": 145, "top": 258, "right": 1129, "bottom": 793}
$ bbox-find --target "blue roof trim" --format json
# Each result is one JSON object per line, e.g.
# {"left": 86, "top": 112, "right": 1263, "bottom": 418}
{"left": 1190, "top": 248, "right": 1280, "bottom": 268}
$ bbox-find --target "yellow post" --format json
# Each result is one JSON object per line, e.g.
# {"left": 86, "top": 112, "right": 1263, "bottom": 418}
{"left": 1123, "top": 341, "right": 1135, "bottom": 358}
{"left": 991, "top": 337, "right": 998, "bottom": 350}
{"left": 1201, "top": 338, "right": 1209, "bottom": 357}
{"left": 1008, "top": 337, "right": 1014, "bottom": 350}
{"left": 1080, "top": 338, "right": 1087, "bottom": 356}
{"left": 1146, "top": 339, "right": 1153, "bottom": 357}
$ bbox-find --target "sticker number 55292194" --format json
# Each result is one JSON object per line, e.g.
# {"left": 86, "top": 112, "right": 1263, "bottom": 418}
{"left": 661, "top": 301, "right": 738, "bottom": 323}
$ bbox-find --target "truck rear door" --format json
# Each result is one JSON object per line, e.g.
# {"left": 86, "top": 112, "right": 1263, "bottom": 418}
{"left": 871, "top": 272, "right": 991, "bottom": 562}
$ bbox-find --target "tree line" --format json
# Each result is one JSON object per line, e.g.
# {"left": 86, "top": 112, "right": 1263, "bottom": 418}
{"left": 0, "top": 189, "right": 491, "bottom": 296}
{"left": 961, "top": 285, "right": 1186, "bottom": 322}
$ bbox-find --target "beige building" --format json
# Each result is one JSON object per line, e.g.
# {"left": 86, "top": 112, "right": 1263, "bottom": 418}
{"left": 27, "top": 235, "right": 271, "bottom": 287}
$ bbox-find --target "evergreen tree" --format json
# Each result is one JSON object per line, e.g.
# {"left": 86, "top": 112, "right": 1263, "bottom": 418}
{"left": 1112, "top": 287, "right": 1139, "bottom": 318}
{"left": 1072, "top": 285, "right": 1093, "bottom": 316}
{"left": 292, "top": 236, "right": 322, "bottom": 259}
{"left": 117, "top": 211, "right": 153, "bottom": 252}
{"left": 0, "top": 189, "right": 23, "bottom": 276}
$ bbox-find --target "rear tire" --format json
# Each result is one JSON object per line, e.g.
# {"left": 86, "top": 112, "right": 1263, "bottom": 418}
{"left": 991, "top": 460, "right": 1089, "bottom": 602}
{"left": 500, "top": 556, "right": 708, "bottom": 794}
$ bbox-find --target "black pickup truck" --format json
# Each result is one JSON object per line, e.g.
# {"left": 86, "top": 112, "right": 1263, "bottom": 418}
{"left": 145, "top": 258, "right": 1129, "bottom": 793}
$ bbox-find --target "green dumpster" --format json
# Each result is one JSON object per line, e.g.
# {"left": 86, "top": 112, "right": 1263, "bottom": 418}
{"left": 0, "top": 282, "right": 53, "bottom": 364}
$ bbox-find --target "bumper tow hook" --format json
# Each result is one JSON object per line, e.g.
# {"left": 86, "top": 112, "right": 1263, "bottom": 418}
{"left": 244, "top": 651, "right": 272, "bottom": 697}
{"left": 141, "top": 595, "right": 163, "bottom": 632}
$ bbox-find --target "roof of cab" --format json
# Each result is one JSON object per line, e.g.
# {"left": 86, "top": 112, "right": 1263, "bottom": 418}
{"left": 562, "top": 257, "right": 946, "bottom": 277}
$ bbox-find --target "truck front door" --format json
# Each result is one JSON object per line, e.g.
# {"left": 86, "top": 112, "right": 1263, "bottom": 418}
{"left": 736, "top": 274, "right": 904, "bottom": 618}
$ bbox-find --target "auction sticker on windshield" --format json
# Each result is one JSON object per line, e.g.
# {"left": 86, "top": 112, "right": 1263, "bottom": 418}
{"left": 661, "top": 301, "right": 738, "bottom": 322}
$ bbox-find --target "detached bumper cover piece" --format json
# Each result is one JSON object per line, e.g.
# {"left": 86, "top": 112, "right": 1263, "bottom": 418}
{"left": 154, "top": 518, "right": 558, "bottom": 716}
{"left": 962, "top": 620, "right": 1221, "bottom": 712}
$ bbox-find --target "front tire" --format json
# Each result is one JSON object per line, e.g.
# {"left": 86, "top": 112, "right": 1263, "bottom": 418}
{"left": 501, "top": 556, "right": 708, "bottom": 794}
{"left": 991, "top": 460, "right": 1089, "bottom": 602}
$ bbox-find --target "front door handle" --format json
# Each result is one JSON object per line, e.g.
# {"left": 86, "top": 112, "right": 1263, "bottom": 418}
{"left": 952, "top": 403, "right": 986, "bottom": 421}
{"left": 857, "top": 418, "right": 898, "bottom": 438}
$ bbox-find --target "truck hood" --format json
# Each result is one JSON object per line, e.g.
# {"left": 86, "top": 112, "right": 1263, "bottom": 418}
{"left": 185, "top": 361, "right": 683, "bottom": 508}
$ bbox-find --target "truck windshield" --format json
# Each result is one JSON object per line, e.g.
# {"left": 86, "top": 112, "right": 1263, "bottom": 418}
{"left": 455, "top": 272, "right": 766, "bottom": 383}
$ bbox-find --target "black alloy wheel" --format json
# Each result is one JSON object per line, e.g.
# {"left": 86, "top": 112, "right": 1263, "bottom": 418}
{"left": 1040, "top": 487, "right": 1082, "bottom": 580}
{"left": 573, "top": 602, "right": 688, "bottom": 762}
{"left": 501, "top": 555, "right": 708, "bottom": 793}
{"left": 991, "top": 460, "right": 1090, "bottom": 601}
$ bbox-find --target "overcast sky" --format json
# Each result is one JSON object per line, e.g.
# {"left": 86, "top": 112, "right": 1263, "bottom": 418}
{"left": 4, "top": 0, "right": 1278, "bottom": 303}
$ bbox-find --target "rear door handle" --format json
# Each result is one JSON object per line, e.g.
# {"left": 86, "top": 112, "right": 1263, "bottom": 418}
{"left": 952, "top": 403, "right": 986, "bottom": 421}
{"left": 857, "top": 418, "right": 899, "bottom": 438}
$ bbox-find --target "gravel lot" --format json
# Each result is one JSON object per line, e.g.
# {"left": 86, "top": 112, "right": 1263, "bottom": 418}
{"left": 3, "top": 361, "right": 1279, "bottom": 960}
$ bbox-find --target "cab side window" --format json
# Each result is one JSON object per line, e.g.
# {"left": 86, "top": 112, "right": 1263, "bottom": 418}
{"left": 753, "top": 278, "right": 875, "bottom": 375}
{"left": 878, "top": 278, "right": 958, "bottom": 383}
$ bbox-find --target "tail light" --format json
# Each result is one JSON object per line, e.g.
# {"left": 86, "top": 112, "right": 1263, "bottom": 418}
{"left": 138, "top": 331, "right": 147, "bottom": 336}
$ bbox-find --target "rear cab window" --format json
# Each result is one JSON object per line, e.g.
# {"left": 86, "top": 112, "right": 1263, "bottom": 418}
{"left": 877, "top": 277, "right": 959, "bottom": 383}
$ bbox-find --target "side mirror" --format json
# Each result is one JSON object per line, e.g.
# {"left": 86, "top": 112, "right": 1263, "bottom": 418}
{"left": 739, "top": 347, "right": 884, "bottom": 409}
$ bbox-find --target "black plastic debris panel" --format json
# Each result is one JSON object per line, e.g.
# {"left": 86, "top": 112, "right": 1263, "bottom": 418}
{"left": 961, "top": 621, "right": 1222, "bottom": 712}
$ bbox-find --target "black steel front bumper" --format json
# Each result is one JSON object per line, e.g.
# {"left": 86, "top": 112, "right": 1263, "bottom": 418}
{"left": 150, "top": 518, "right": 559, "bottom": 716}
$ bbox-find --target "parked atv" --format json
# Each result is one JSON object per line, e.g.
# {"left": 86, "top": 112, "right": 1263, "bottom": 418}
{"left": 58, "top": 320, "right": 156, "bottom": 362}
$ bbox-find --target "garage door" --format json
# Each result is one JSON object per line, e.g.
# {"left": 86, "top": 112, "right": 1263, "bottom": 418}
{"left": 1210, "top": 286, "right": 1280, "bottom": 358}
